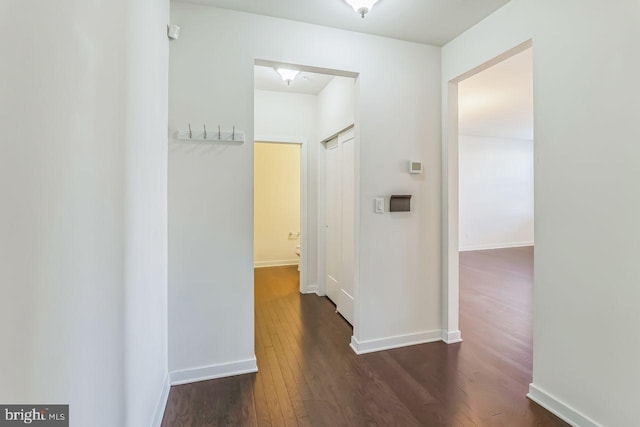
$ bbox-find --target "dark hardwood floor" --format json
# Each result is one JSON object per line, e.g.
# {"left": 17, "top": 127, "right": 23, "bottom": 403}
{"left": 162, "top": 249, "right": 568, "bottom": 426}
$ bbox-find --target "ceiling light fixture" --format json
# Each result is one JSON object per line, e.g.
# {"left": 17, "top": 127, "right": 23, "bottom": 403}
{"left": 276, "top": 68, "right": 300, "bottom": 86}
{"left": 344, "top": 0, "right": 379, "bottom": 18}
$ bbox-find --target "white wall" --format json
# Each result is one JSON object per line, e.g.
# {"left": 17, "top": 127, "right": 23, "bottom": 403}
{"left": 255, "top": 90, "right": 318, "bottom": 138}
{"left": 0, "top": 1, "right": 169, "bottom": 426}
{"left": 124, "top": 0, "right": 170, "bottom": 426}
{"left": 254, "top": 143, "right": 301, "bottom": 267}
{"left": 459, "top": 135, "right": 534, "bottom": 251}
{"left": 443, "top": 1, "right": 640, "bottom": 425}
{"left": 169, "top": 2, "right": 441, "bottom": 373}
{"left": 317, "top": 77, "right": 355, "bottom": 141}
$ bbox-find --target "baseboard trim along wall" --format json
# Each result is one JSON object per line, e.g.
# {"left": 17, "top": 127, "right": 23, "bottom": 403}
{"left": 169, "top": 357, "right": 258, "bottom": 386}
{"left": 254, "top": 260, "right": 299, "bottom": 268}
{"left": 441, "top": 330, "right": 463, "bottom": 344}
{"left": 459, "top": 242, "right": 534, "bottom": 252}
{"left": 350, "top": 330, "right": 442, "bottom": 355}
{"left": 300, "top": 284, "right": 318, "bottom": 295}
{"left": 152, "top": 374, "right": 171, "bottom": 427}
{"left": 527, "top": 383, "right": 601, "bottom": 427}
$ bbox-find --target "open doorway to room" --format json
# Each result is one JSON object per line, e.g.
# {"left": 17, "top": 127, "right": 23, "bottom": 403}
{"left": 254, "top": 141, "right": 302, "bottom": 273}
{"left": 450, "top": 43, "right": 535, "bottom": 383}
{"left": 253, "top": 61, "right": 358, "bottom": 364}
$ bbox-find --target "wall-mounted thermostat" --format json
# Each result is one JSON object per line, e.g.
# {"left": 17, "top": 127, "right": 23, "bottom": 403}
{"left": 409, "top": 161, "right": 423, "bottom": 174}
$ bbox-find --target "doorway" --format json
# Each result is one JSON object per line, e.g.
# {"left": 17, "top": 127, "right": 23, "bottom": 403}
{"left": 253, "top": 60, "right": 359, "bottom": 339}
{"left": 443, "top": 41, "right": 534, "bottom": 343}
{"left": 254, "top": 142, "right": 303, "bottom": 275}
{"left": 458, "top": 48, "right": 534, "bottom": 253}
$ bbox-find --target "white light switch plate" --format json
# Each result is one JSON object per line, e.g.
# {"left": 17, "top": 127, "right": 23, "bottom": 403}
{"left": 375, "top": 198, "right": 384, "bottom": 213}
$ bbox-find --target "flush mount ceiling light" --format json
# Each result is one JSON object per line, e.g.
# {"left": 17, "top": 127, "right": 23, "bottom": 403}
{"left": 276, "top": 68, "right": 300, "bottom": 86}
{"left": 344, "top": 0, "right": 379, "bottom": 18}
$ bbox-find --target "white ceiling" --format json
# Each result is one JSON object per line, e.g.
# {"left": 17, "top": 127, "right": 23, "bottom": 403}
{"left": 254, "top": 66, "right": 335, "bottom": 95}
{"left": 177, "top": 0, "right": 510, "bottom": 46}
{"left": 458, "top": 48, "right": 533, "bottom": 141}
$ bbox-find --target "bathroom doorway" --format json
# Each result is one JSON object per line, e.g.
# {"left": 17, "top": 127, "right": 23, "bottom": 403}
{"left": 254, "top": 141, "right": 304, "bottom": 280}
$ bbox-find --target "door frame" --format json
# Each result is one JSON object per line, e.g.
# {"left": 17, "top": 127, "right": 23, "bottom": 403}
{"left": 318, "top": 125, "right": 357, "bottom": 322}
{"left": 323, "top": 134, "right": 341, "bottom": 304}
{"left": 442, "top": 40, "right": 533, "bottom": 343}
{"left": 254, "top": 135, "right": 310, "bottom": 293}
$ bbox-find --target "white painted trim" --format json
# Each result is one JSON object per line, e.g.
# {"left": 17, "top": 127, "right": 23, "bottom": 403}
{"left": 255, "top": 135, "right": 307, "bottom": 144}
{"left": 317, "top": 136, "right": 327, "bottom": 297}
{"left": 459, "top": 242, "right": 534, "bottom": 252}
{"left": 349, "top": 330, "right": 442, "bottom": 355}
{"left": 527, "top": 384, "right": 601, "bottom": 427}
{"left": 152, "top": 374, "right": 171, "bottom": 427}
{"left": 300, "top": 284, "right": 318, "bottom": 295}
{"left": 441, "top": 330, "right": 463, "bottom": 344}
{"left": 169, "top": 357, "right": 258, "bottom": 386}
{"left": 338, "top": 288, "right": 354, "bottom": 326}
{"left": 254, "top": 259, "right": 299, "bottom": 268}
{"left": 352, "top": 93, "right": 362, "bottom": 349}
{"left": 442, "top": 81, "right": 460, "bottom": 338}
{"left": 254, "top": 135, "right": 310, "bottom": 294}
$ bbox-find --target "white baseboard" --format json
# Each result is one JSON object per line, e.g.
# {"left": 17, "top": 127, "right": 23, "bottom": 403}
{"left": 350, "top": 330, "right": 442, "bottom": 355}
{"left": 170, "top": 357, "right": 258, "bottom": 386}
{"left": 459, "top": 241, "right": 534, "bottom": 252}
{"left": 527, "top": 383, "right": 601, "bottom": 427}
{"left": 254, "top": 259, "right": 299, "bottom": 268}
{"left": 300, "top": 284, "right": 318, "bottom": 295}
{"left": 441, "top": 330, "right": 463, "bottom": 344}
{"left": 152, "top": 373, "right": 171, "bottom": 427}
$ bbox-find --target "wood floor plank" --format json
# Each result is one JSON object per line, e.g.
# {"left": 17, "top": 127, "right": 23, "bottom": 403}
{"left": 270, "top": 331, "right": 311, "bottom": 421}
{"left": 252, "top": 369, "right": 272, "bottom": 427}
{"left": 162, "top": 252, "right": 568, "bottom": 426}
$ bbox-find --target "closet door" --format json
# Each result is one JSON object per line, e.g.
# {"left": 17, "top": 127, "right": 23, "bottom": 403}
{"left": 338, "top": 129, "right": 355, "bottom": 325}
{"left": 325, "top": 137, "right": 342, "bottom": 305}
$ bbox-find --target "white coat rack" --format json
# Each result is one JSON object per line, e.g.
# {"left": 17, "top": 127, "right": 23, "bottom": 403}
{"left": 176, "top": 124, "right": 245, "bottom": 143}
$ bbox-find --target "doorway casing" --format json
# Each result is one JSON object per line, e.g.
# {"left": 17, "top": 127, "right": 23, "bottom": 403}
{"left": 442, "top": 39, "right": 534, "bottom": 344}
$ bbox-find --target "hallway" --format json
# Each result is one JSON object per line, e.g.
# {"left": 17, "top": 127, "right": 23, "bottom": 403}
{"left": 162, "top": 254, "right": 566, "bottom": 426}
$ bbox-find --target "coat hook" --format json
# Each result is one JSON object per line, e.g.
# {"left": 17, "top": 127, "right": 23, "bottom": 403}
{"left": 232, "top": 126, "right": 235, "bottom": 141}
{"left": 218, "top": 125, "right": 221, "bottom": 140}
{"left": 203, "top": 124, "right": 207, "bottom": 139}
{"left": 188, "top": 123, "right": 192, "bottom": 139}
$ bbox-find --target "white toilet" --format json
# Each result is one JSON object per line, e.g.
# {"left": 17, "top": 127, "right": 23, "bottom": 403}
{"left": 295, "top": 245, "right": 300, "bottom": 271}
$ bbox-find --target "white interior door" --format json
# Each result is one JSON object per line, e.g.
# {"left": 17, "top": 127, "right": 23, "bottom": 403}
{"left": 324, "top": 129, "right": 356, "bottom": 325}
{"left": 325, "top": 137, "right": 341, "bottom": 305}
{"left": 338, "top": 129, "right": 355, "bottom": 325}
